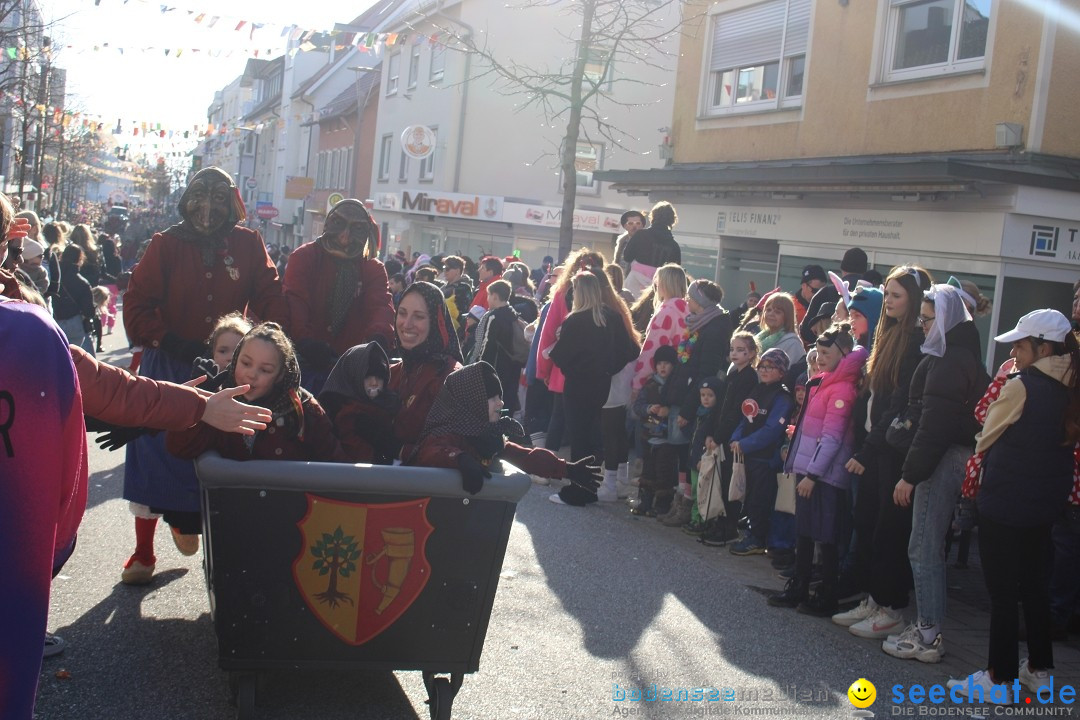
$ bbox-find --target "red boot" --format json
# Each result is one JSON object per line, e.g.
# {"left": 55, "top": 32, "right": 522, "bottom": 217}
{"left": 121, "top": 516, "right": 157, "bottom": 585}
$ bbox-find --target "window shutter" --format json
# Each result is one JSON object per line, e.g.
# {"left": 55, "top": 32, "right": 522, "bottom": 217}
{"left": 710, "top": 0, "right": 786, "bottom": 71}
{"left": 784, "top": 0, "right": 811, "bottom": 58}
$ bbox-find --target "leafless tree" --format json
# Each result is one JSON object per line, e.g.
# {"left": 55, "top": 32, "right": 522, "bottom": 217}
{"left": 423, "top": 0, "right": 699, "bottom": 261}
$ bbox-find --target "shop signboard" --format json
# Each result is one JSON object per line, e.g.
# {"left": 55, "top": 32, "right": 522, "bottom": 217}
{"left": 1002, "top": 214, "right": 1080, "bottom": 266}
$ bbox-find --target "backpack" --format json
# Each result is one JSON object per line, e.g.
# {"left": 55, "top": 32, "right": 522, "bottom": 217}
{"left": 506, "top": 315, "right": 531, "bottom": 365}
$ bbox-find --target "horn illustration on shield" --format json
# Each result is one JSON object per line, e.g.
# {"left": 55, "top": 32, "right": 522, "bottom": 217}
{"left": 365, "top": 527, "right": 416, "bottom": 614}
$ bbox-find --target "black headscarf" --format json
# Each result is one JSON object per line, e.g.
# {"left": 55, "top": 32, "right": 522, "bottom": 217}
{"left": 167, "top": 167, "right": 247, "bottom": 267}
{"left": 318, "top": 341, "right": 399, "bottom": 417}
{"left": 416, "top": 362, "right": 522, "bottom": 460}
{"left": 223, "top": 324, "right": 310, "bottom": 445}
{"left": 397, "top": 281, "right": 463, "bottom": 369}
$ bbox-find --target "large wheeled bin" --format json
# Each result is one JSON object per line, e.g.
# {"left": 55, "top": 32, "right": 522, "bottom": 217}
{"left": 195, "top": 453, "right": 531, "bottom": 720}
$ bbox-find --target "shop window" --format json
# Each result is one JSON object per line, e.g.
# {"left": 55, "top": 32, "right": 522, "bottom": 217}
{"left": 378, "top": 134, "right": 392, "bottom": 182}
{"left": 706, "top": 0, "right": 809, "bottom": 116}
{"left": 882, "top": 0, "right": 991, "bottom": 83}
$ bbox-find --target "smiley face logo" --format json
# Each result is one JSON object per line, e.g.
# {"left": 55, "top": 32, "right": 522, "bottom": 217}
{"left": 848, "top": 678, "right": 876, "bottom": 709}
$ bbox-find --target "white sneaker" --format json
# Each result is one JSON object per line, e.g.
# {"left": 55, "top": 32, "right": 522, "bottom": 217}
{"left": 615, "top": 481, "right": 632, "bottom": 499}
{"left": 881, "top": 624, "right": 945, "bottom": 663}
{"left": 548, "top": 493, "right": 566, "bottom": 505}
{"left": 832, "top": 597, "right": 879, "bottom": 627}
{"left": 530, "top": 474, "right": 550, "bottom": 486}
{"left": 1018, "top": 659, "right": 1052, "bottom": 696}
{"left": 946, "top": 670, "right": 1012, "bottom": 704}
{"left": 596, "top": 485, "right": 618, "bottom": 502}
{"left": 849, "top": 606, "right": 903, "bottom": 639}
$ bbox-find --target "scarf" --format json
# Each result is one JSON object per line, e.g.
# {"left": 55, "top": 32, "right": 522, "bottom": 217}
{"left": 397, "top": 281, "right": 464, "bottom": 371}
{"left": 756, "top": 328, "right": 786, "bottom": 354}
{"left": 686, "top": 303, "right": 724, "bottom": 334}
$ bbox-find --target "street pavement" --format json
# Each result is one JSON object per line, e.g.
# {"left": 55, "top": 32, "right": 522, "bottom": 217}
{"left": 33, "top": 319, "right": 1079, "bottom": 720}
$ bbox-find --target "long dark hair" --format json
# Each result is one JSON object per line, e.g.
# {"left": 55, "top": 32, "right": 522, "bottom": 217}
{"left": 1038, "top": 332, "right": 1080, "bottom": 444}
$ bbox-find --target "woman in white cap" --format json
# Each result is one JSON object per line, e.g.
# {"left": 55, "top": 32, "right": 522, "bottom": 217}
{"left": 948, "top": 309, "right": 1079, "bottom": 702}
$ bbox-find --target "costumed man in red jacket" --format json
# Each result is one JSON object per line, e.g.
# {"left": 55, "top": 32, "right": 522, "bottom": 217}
{"left": 121, "top": 167, "right": 288, "bottom": 584}
{"left": 283, "top": 198, "right": 395, "bottom": 394}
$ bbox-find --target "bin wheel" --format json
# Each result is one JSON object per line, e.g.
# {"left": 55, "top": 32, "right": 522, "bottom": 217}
{"left": 234, "top": 673, "right": 257, "bottom": 720}
{"left": 428, "top": 678, "right": 453, "bottom": 720}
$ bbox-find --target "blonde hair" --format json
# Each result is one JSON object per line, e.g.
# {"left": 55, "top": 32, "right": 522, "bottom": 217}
{"left": 866, "top": 265, "right": 932, "bottom": 394}
{"left": 550, "top": 248, "right": 607, "bottom": 304}
{"left": 569, "top": 272, "right": 606, "bottom": 327}
{"left": 762, "top": 292, "right": 797, "bottom": 334}
{"left": 730, "top": 330, "right": 759, "bottom": 366}
{"left": 91, "top": 286, "right": 111, "bottom": 308}
{"left": 653, "top": 263, "right": 688, "bottom": 308}
{"left": 207, "top": 312, "right": 254, "bottom": 347}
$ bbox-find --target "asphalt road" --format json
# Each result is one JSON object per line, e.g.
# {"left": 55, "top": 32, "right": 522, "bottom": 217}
{"left": 34, "top": 325, "right": 959, "bottom": 720}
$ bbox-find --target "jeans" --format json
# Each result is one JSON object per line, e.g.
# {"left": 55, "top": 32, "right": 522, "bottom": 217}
{"left": 978, "top": 516, "right": 1054, "bottom": 681}
{"left": 908, "top": 445, "right": 968, "bottom": 627}
{"left": 1049, "top": 506, "right": 1080, "bottom": 627}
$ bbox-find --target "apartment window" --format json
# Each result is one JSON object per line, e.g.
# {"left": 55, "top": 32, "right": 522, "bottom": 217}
{"left": 882, "top": 0, "right": 990, "bottom": 82}
{"left": 330, "top": 150, "right": 340, "bottom": 189}
{"left": 706, "top": 0, "right": 809, "bottom": 115}
{"left": 316, "top": 151, "right": 327, "bottom": 189}
{"left": 419, "top": 126, "right": 438, "bottom": 181}
{"left": 561, "top": 143, "right": 603, "bottom": 195}
{"left": 398, "top": 149, "right": 409, "bottom": 182}
{"left": 387, "top": 52, "right": 401, "bottom": 95}
{"left": 408, "top": 43, "right": 421, "bottom": 89}
{"left": 429, "top": 43, "right": 446, "bottom": 83}
{"left": 583, "top": 47, "right": 613, "bottom": 89}
{"left": 378, "top": 134, "right": 392, "bottom": 181}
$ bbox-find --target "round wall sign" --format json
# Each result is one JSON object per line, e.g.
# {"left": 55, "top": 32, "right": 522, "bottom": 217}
{"left": 401, "top": 125, "right": 436, "bottom": 160}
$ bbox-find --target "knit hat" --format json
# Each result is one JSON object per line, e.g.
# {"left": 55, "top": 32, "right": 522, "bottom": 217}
{"left": 847, "top": 286, "right": 883, "bottom": 342}
{"left": 841, "top": 247, "right": 868, "bottom": 274}
{"left": 759, "top": 347, "right": 791, "bottom": 374}
{"left": 21, "top": 238, "right": 44, "bottom": 260}
{"left": 653, "top": 344, "right": 678, "bottom": 367}
{"left": 699, "top": 376, "right": 722, "bottom": 394}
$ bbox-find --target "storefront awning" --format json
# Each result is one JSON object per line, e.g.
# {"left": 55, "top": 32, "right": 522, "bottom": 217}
{"left": 596, "top": 151, "right": 1080, "bottom": 197}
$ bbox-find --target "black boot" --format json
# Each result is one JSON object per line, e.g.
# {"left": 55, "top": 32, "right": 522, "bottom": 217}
{"left": 630, "top": 490, "right": 654, "bottom": 517}
{"left": 768, "top": 577, "right": 809, "bottom": 608}
{"left": 797, "top": 584, "right": 839, "bottom": 617}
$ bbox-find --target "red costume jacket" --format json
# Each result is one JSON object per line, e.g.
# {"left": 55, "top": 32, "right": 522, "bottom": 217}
{"left": 469, "top": 274, "right": 501, "bottom": 310}
{"left": 166, "top": 398, "right": 346, "bottom": 463}
{"left": 332, "top": 401, "right": 395, "bottom": 463}
{"left": 124, "top": 226, "right": 288, "bottom": 347}
{"left": 412, "top": 434, "right": 566, "bottom": 478}
{"left": 71, "top": 345, "right": 205, "bottom": 428}
{"left": 389, "top": 358, "right": 461, "bottom": 458}
{"left": 283, "top": 242, "right": 396, "bottom": 354}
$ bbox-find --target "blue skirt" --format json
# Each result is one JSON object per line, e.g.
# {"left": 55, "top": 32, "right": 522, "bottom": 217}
{"left": 122, "top": 347, "right": 200, "bottom": 512}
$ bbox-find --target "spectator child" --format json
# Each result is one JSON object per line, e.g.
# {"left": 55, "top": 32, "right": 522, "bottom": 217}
{"left": 729, "top": 347, "right": 795, "bottom": 555}
{"left": 769, "top": 324, "right": 867, "bottom": 614}
{"left": 700, "top": 331, "right": 760, "bottom": 546}
{"left": 319, "top": 342, "right": 401, "bottom": 464}
{"left": 91, "top": 286, "right": 111, "bottom": 352}
{"left": 167, "top": 322, "right": 346, "bottom": 463}
{"left": 631, "top": 344, "right": 687, "bottom": 517}
{"left": 407, "top": 362, "right": 601, "bottom": 495}
{"left": 681, "top": 377, "right": 722, "bottom": 533}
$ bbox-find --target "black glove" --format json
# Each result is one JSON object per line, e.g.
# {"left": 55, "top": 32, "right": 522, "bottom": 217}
{"left": 457, "top": 453, "right": 491, "bottom": 495}
{"left": 565, "top": 455, "right": 602, "bottom": 493}
{"left": 191, "top": 356, "right": 229, "bottom": 392}
{"left": 953, "top": 497, "right": 978, "bottom": 533}
{"left": 296, "top": 338, "right": 338, "bottom": 373}
{"left": 494, "top": 416, "right": 527, "bottom": 446}
{"left": 355, "top": 415, "right": 402, "bottom": 464}
{"left": 96, "top": 426, "right": 151, "bottom": 451}
{"left": 161, "top": 332, "right": 207, "bottom": 366}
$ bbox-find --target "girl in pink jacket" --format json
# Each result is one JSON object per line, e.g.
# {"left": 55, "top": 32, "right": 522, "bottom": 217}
{"left": 768, "top": 322, "right": 867, "bottom": 616}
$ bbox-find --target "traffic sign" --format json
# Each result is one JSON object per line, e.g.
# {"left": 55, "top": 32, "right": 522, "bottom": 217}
{"left": 256, "top": 205, "right": 279, "bottom": 220}
{"left": 245, "top": 178, "right": 258, "bottom": 190}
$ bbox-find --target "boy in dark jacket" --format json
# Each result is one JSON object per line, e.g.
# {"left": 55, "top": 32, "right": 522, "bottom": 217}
{"left": 729, "top": 348, "right": 794, "bottom": 555}
{"left": 681, "top": 377, "right": 722, "bottom": 534}
{"left": 631, "top": 345, "right": 689, "bottom": 516}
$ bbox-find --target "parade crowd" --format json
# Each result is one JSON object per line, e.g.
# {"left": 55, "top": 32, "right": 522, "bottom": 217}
{"left": 2, "top": 167, "right": 1079, "bottom": 717}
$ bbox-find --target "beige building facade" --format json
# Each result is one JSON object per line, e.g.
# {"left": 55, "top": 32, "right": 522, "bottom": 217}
{"left": 601, "top": 0, "right": 1080, "bottom": 367}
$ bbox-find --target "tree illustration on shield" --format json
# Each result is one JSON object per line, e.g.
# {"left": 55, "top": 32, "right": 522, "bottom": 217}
{"left": 310, "top": 526, "right": 360, "bottom": 608}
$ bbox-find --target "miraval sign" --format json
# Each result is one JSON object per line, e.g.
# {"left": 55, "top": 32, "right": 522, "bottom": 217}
{"left": 374, "top": 190, "right": 503, "bottom": 220}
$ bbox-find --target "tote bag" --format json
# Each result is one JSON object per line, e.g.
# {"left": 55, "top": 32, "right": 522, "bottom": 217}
{"left": 728, "top": 449, "right": 746, "bottom": 503}
{"left": 696, "top": 448, "right": 727, "bottom": 521}
{"left": 774, "top": 472, "right": 797, "bottom": 514}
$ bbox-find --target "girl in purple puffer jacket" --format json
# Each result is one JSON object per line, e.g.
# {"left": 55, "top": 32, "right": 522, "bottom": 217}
{"left": 768, "top": 323, "right": 868, "bottom": 616}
